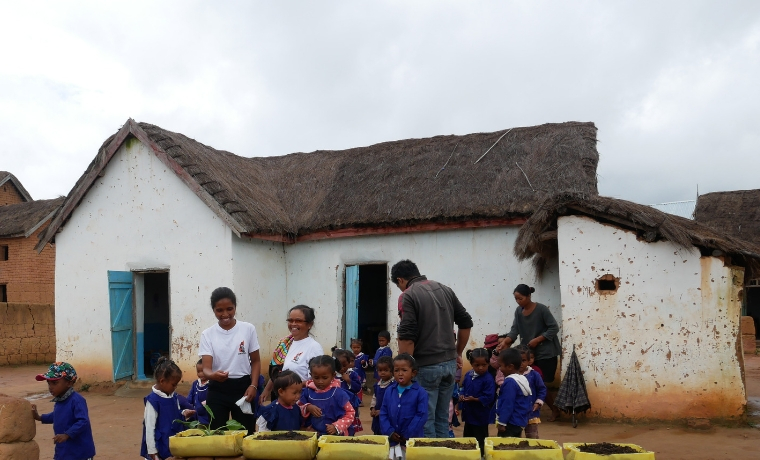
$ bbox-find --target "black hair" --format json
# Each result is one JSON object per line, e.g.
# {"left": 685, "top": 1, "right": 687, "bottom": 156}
{"left": 210, "top": 287, "right": 236, "bottom": 309}
{"left": 513, "top": 284, "right": 535, "bottom": 297}
{"left": 393, "top": 353, "right": 418, "bottom": 371}
{"left": 378, "top": 331, "right": 390, "bottom": 340}
{"left": 498, "top": 348, "right": 522, "bottom": 370}
{"left": 273, "top": 370, "right": 302, "bottom": 395}
{"left": 376, "top": 355, "right": 393, "bottom": 370}
{"left": 350, "top": 338, "right": 362, "bottom": 346}
{"left": 466, "top": 347, "right": 492, "bottom": 364}
{"left": 289, "top": 305, "right": 315, "bottom": 323}
{"left": 309, "top": 355, "right": 338, "bottom": 373}
{"left": 516, "top": 344, "right": 533, "bottom": 360}
{"left": 332, "top": 348, "right": 353, "bottom": 369}
{"left": 154, "top": 357, "right": 182, "bottom": 382}
{"left": 390, "top": 260, "right": 421, "bottom": 285}
{"left": 196, "top": 358, "right": 203, "bottom": 365}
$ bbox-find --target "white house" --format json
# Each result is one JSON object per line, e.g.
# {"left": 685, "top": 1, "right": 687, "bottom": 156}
{"left": 39, "top": 120, "right": 758, "bottom": 421}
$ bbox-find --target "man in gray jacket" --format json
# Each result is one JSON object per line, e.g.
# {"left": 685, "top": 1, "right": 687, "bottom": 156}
{"left": 392, "top": 259, "right": 473, "bottom": 438}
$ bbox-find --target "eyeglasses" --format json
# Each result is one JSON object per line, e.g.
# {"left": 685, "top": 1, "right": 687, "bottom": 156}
{"left": 286, "top": 319, "right": 307, "bottom": 324}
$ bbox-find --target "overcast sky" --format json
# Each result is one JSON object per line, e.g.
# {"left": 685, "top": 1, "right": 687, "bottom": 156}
{"left": 1, "top": 1, "right": 758, "bottom": 205}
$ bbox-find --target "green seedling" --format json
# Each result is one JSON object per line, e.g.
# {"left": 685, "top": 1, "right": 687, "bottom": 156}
{"left": 174, "top": 404, "right": 246, "bottom": 436}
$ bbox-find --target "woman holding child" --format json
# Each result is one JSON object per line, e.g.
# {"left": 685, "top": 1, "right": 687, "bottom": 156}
{"left": 496, "top": 284, "right": 562, "bottom": 421}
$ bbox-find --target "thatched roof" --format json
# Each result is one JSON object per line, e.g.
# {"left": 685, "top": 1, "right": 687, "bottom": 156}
{"left": 695, "top": 189, "right": 760, "bottom": 243}
{"left": 38, "top": 119, "right": 599, "bottom": 248}
{"left": 0, "top": 197, "right": 64, "bottom": 238}
{"left": 0, "top": 171, "right": 33, "bottom": 202}
{"left": 515, "top": 192, "right": 760, "bottom": 273}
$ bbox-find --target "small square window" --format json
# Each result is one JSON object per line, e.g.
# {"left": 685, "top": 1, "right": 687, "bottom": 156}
{"left": 0, "top": 245, "right": 7, "bottom": 261}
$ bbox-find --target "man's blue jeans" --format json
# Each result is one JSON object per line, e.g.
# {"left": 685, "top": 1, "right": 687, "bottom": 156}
{"left": 416, "top": 359, "right": 457, "bottom": 438}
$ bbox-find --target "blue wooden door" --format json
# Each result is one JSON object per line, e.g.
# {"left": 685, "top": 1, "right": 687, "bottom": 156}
{"left": 108, "top": 271, "right": 134, "bottom": 380}
{"left": 345, "top": 265, "right": 359, "bottom": 347}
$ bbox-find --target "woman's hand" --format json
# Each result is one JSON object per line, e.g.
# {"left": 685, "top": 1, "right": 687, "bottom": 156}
{"left": 209, "top": 370, "right": 229, "bottom": 382}
{"left": 496, "top": 336, "right": 513, "bottom": 352}
{"left": 528, "top": 337, "right": 544, "bottom": 348}
{"left": 306, "top": 405, "right": 323, "bottom": 417}
{"left": 244, "top": 385, "right": 257, "bottom": 403}
{"left": 325, "top": 424, "right": 338, "bottom": 435}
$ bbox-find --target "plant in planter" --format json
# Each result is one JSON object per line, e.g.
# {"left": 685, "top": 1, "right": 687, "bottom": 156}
{"left": 169, "top": 405, "right": 247, "bottom": 458}
{"left": 173, "top": 404, "right": 246, "bottom": 435}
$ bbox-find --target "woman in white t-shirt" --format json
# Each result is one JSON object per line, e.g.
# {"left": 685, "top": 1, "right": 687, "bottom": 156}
{"left": 199, "top": 287, "right": 262, "bottom": 434}
{"left": 259, "top": 305, "right": 324, "bottom": 404}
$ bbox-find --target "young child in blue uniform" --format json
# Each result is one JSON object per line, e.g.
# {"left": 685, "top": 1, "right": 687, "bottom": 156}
{"left": 518, "top": 346, "right": 547, "bottom": 438}
{"left": 350, "top": 338, "right": 369, "bottom": 392}
{"left": 334, "top": 348, "right": 363, "bottom": 433}
{"left": 256, "top": 370, "right": 303, "bottom": 431}
{"left": 187, "top": 359, "right": 210, "bottom": 425}
{"left": 495, "top": 349, "right": 532, "bottom": 438}
{"left": 32, "top": 362, "right": 96, "bottom": 460}
{"left": 299, "top": 355, "right": 356, "bottom": 436}
{"left": 460, "top": 348, "right": 496, "bottom": 455}
{"left": 369, "top": 355, "right": 394, "bottom": 435}
{"left": 141, "top": 357, "right": 195, "bottom": 460}
{"left": 370, "top": 331, "right": 392, "bottom": 380}
{"left": 380, "top": 353, "right": 428, "bottom": 460}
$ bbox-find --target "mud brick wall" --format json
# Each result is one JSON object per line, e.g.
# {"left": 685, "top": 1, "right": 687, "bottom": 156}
{"left": 0, "top": 303, "right": 56, "bottom": 365}
{"left": 0, "top": 182, "right": 25, "bottom": 206}
{"left": 0, "top": 226, "right": 56, "bottom": 304}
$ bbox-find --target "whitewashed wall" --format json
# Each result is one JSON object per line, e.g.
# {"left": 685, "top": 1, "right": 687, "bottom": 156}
{"left": 557, "top": 215, "right": 745, "bottom": 420}
{"left": 55, "top": 139, "right": 284, "bottom": 382}
{"left": 281, "top": 227, "right": 561, "bottom": 355}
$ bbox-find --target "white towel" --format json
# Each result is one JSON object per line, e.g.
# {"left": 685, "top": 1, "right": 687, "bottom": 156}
{"left": 389, "top": 444, "right": 406, "bottom": 460}
{"left": 235, "top": 396, "right": 254, "bottom": 415}
{"left": 507, "top": 373, "right": 532, "bottom": 396}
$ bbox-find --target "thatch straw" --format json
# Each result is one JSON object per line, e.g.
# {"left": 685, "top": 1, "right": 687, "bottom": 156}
{"left": 515, "top": 192, "right": 760, "bottom": 273}
{"left": 695, "top": 189, "right": 760, "bottom": 243}
{"left": 0, "top": 198, "right": 64, "bottom": 238}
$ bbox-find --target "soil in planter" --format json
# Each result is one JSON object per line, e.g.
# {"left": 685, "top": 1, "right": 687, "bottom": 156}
{"left": 335, "top": 439, "right": 383, "bottom": 445}
{"left": 256, "top": 431, "right": 312, "bottom": 440}
{"left": 577, "top": 443, "right": 639, "bottom": 455}
{"left": 493, "top": 440, "right": 554, "bottom": 450}
{"left": 413, "top": 440, "right": 476, "bottom": 450}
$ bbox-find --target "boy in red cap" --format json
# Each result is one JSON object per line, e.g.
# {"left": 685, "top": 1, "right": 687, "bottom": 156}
{"left": 32, "top": 362, "right": 96, "bottom": 460}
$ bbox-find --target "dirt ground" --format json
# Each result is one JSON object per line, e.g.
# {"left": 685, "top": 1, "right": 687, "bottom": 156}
{"left": 2, "top": 356, "right": 759, "bottom": 460}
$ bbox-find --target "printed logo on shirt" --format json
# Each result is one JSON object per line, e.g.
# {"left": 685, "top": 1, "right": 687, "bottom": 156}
{"left": 291, "top": 352, "right": 303, "bottom": 363}
{"left": 239, "top": 341, "right": 245, "bottom": 354}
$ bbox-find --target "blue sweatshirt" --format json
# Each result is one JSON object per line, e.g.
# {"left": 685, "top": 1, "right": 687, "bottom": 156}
{"left": 40, "top": 390, "right": 96, "bottom": 460}
{"left": 379, "top": 381, "right": 428, "bottom": 446}
{"left": 460, "top": 370, "right": 496, "bottom": 426}
{"left": 187, "top": 379, "right": 210, "bottom": 425}
{"left": 496, "top": 377, "right": 532, "bottom": 428}
{"left": 525, "top": 368, "right": 547, "bottom": 420}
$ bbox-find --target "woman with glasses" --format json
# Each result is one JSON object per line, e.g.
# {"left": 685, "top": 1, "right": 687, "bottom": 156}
{"left": 259, "top": 305, "right": 324, "bottom": 404}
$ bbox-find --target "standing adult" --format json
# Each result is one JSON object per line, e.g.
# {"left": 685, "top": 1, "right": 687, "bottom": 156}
{"left": 259, "top": 305, "right": 324, "bottom": 404}
{"left": 496, "top": 284, "right": 562, "bottom": 421}
{"left": 393, "top": 259, "right": 473, "bottom": 438}
{"left": 199, "top": 287, "right": 261, "bottom": 433}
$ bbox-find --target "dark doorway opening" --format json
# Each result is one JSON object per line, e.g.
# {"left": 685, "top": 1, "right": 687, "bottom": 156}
{"left": 747, "top": 286, "right": 760, "bottom": 339}
{"left": 143, "top": 272, "right": 170, "bottom": 377}
{"left": 357, "top": 264, "right": 388, "bottom": 357}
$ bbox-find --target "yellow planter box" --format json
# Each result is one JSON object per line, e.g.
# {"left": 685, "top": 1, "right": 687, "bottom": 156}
{"left": 242, "top": 431, "right": 318, "bottom": 460}
{"left": 564, "top": 442, "right": 655, "bottom": 460}
{"left": 169, "top": 429, "right": 246, "bottom": 458}
{"left": 484, "top": 437, "right": 563, "bottom": 460}
{"left": 406, "top": 438, "right": 481, "bottom": 460}
{"left": 316, "top": 434, "right": 389, "bottom": 460}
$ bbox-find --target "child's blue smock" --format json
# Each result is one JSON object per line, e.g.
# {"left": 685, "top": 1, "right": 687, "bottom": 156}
{"left": 460, "top": 369, "right": 496, "bottom": 427}
{"left": 141, "top": 392, "right": 186, "bottom": 459}
{"left": 379, "top": 381, "right": 428, "bottom": 446}
{"left": 496, "top": 378, "right": 532, "bottom": 428}
{"left": 258, "top": 401, "right": 302, "bottom": 431}
{"left": 40, "top": 390, "right": 96, "bottom": 460}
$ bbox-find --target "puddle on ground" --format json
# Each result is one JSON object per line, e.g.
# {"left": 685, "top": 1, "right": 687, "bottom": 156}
{"left": 24, "top": 393, "right": 51, "bottom": 402}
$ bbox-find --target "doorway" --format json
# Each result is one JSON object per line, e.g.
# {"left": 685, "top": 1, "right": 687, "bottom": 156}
{"left": 747, "top": 285, "right": 760, "bottom": 339}
{"left": 135, "top": 272, "right": 171, "bottom": 379}
{"left": 344, "top": 264, "right": 388, "bottom": 354}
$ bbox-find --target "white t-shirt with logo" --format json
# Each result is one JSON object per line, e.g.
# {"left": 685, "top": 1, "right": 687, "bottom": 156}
{"left": 282, "top": 336, "right": 324, "bottom": 380}
{"left": 199, "top": 321, "right": 260, "bottom": 378}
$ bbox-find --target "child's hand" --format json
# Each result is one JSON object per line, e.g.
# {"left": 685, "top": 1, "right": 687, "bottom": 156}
{"left": 259, "top": 393, "right": 269, "bottom": 405}
{"left": 361, "top": 360, "right": 367, "bottom": 368}
{"left": 183, "top": 409, "right": 197, "bottom": 419}
{"left": 370, "top": 408, "right": 379, "bottom": 417}
{"left": 368, "top": 359, "right": 374, "bottom": 366}
{"left": 497, "top": 424, "right": 506, "bottom": 432}
{"left": 341, "top": 372, "right": 351, "bottom": 383}
{"left": 533, "top": 403, "right": 540, "bottom": 412}
{"left": 389, "top": 432, "right": 402, "bottom": 443}
{"left": 325, "top": 424, "right": 338, "bottom": 435}
{"left": 306, "top": 405, "right": 323, "bottom": 417}
{"left": 53, "top": 433, "right": 70, "bottom": 443}
{"left": 31, "top": 404, "right": 40, "bottom": 421}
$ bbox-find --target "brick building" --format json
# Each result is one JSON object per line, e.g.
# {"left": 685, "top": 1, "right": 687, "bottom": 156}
{"left": 0, "top": 172, "right": 63, "bottom": 303}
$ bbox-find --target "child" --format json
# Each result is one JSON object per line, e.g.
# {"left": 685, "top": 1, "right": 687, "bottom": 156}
{"left": 370, "top": 331, "right": 393, "bottom": 380}
{"left": 350, "top": 338, "right": 369, "bottom": 392}
{"left": 460, "top": 348, "right": 496, "bottom": 456}
{"left": 31, "top": 362, "right": 96, "bottom": 460}
{"left": 256, "top": 370, "right": 303, "bottom": 432}
{"left": 334, "top": 348, "right": 363, "bottom": 433}
{"left": 141, "top": 357, "right": 196, "bottom": 460}
{"left": 299, "top": 355, "right": 355, "bottom": 436}
{"left": 380, "top": 353, "right": 428, "bottom": 460}
{"left": 369, "top": 355, "right": 393, "bottom": 435}
{"left": 187, "top": 358, "right": 210, "bottom": 425}
{"left": 518, "top": 346, "right": 547, "bottom": 439}
{"left": 495, "top": 349, "right": 532, "bottom": 438}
